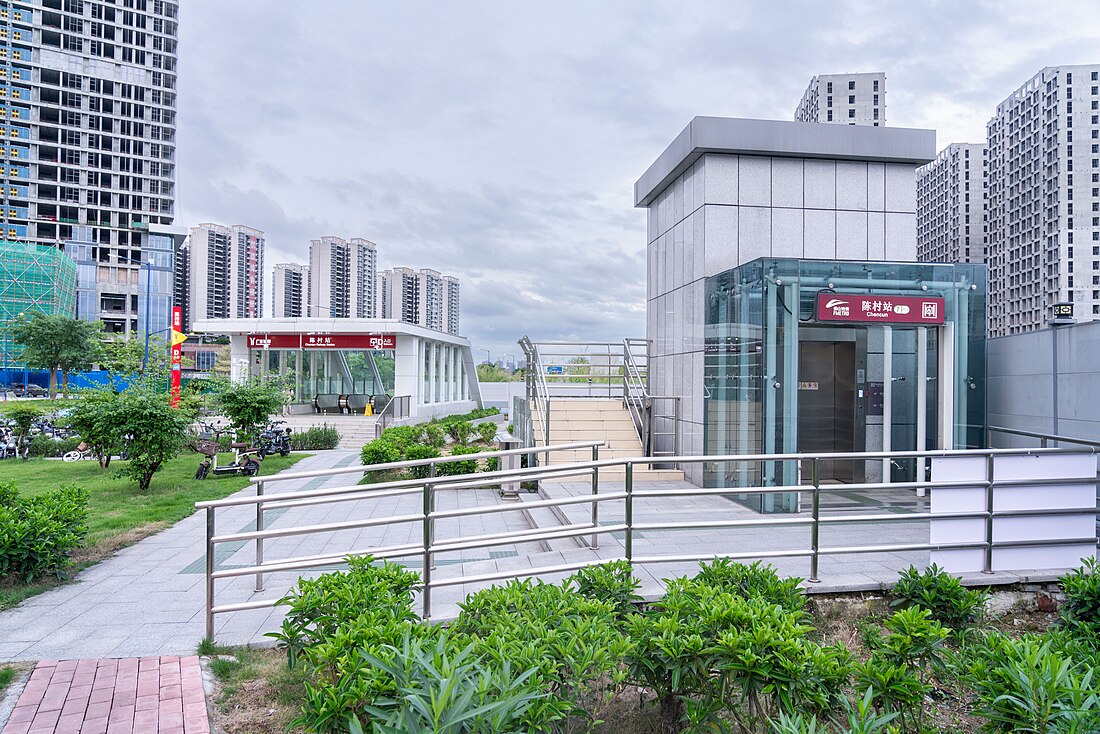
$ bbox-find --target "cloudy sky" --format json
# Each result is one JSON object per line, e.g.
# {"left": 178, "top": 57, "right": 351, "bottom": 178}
{"left": 175, "top": 1, "right": 1100, "bottom": 360}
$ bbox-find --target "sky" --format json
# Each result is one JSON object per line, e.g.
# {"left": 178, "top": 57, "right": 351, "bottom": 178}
{"left": 175, "top": 1, "right": 1100, "bottom": 362}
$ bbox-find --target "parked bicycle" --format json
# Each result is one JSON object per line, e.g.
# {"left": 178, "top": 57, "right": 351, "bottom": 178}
{"left": 62, "top": 442, "right": 98, "bottom": 462}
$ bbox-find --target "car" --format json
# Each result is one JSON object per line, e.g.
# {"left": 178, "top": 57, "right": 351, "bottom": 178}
{"left": 17, "top": 384, "right": 48, "bottom": 398}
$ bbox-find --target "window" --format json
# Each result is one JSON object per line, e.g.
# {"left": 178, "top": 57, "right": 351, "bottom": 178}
{"left": 848, "top": 94, "right": 855, "bottom": 104}
{"left": 873, "top": 79, "right": 879, "bottom": 92}
{"left": 827, "top": 110, "right": 832, "bottom": 121}
{"left": 848, "top": 80, "right": 855, "bottom": 90}
{"left": 848, "top": 109, "right": 855, "bottom": 118}
{"left": 826, "top": 95, "right": 832, "bottom": 107}
{"left": 827, "top": 81, "right": 832, "bottom": 93}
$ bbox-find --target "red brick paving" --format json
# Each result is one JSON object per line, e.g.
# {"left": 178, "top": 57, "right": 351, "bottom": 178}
{"left": 2, "top": 657, "right": 209, "bottom": 734}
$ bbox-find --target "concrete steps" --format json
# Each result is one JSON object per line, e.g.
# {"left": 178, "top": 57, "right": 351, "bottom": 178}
{"left": 533, "top": 399, "right": 683, "bottom": 482}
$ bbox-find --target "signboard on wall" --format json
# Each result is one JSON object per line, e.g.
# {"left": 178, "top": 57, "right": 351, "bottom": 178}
{"left": 246, "top": 333, "right": 397, "bottom": 350}
{"left": 816, "top": 293, "right": 945, "bottom": 325}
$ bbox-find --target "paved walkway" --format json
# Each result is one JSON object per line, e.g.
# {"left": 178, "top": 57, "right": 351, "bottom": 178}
{"left": 1, "top": 656, "right": 207, "bottom": 734}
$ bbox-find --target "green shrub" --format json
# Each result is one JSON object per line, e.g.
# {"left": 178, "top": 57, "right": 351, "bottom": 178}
{"left": 0, "top": 482, "right": 89, "bottom": 582}
{"left": 623, "top": 565, "right": 850, "bottom": 732}
{"left": 890, "top": 563, "right": 986, "bottom": 631}
{"left": 1059, "top": 556, "right": 1100, "bottom": 634}
{"left": 568, "top": 560, "right": 642, "bottom": 620}
{"left": 422, "top": 423, "right": 446, "bottom": 448}
{"left": 453, "top": 578, "right": 623, "bottom": 729}
{"left": 860, "top": 606, "right": 948, "bottom": 732}
{"left": 289, "top": 425, "right": 341, "bottom": 451}
{"left": 360, "top": 439, "right": 401, "bottom": 467}
{"left": 436, "top": 445, "right": 480, "bottom": 476}
{"left": 474, "top": 421, "right": 498, "bottom": 444}
{"left": 380, "top": 425, "right": 424, "bottom": 453}
{"left": 404, "top": 443, "right": 441, "bottom": 479}
{"left": 961, "top": 632, "right": 1100, "bottom": 733}
{"left": 484, "top": 453, "right": 500, "bottom": 473}
{"left": 353, "top": 633, "right": 546, "bottom": 734}
{"left": 694, "top": 558, "right": 806, "bottom": 613}
{"left": 27, "top": 435, "right": 81, "bottom": 458}
{"left": 445, "top": 420, "right": 474, "bottom": 446}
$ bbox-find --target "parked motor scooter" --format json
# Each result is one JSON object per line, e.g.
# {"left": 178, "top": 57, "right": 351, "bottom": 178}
{"left": 194, "top": 425, "right": 263, "bottom": 479}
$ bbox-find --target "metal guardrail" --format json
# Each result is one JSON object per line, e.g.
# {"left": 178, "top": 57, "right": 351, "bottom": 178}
{"left": 199, "top": 440, "right": 605, "bottom": 638}
{"left": 988, "top": 425, "right": 1100, "bottom": 449}
{"left": 519, "top": 337, "right": 681, "bottom": 460}
{"left": 199, "top": 442, "right": 1100, "bottom": 641}
{"left": 373, "top": 394, "right": 411, "bottom": 438}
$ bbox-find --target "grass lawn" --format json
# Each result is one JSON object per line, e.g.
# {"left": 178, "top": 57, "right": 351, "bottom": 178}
{"left": 0, "top": 450, "right": 308, "bottom": 610}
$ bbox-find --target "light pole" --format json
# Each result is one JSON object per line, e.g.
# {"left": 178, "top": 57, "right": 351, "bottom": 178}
{"left": 501, "top": 353, "right": 515, "bottom": 371}
{"left": 477, "top": 347, "right": 490, "bottom": 365}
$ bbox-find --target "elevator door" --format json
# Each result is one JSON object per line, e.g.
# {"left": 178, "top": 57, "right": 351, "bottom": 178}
{"left": 798, "top": 342, "right": 856, "bottom": 482}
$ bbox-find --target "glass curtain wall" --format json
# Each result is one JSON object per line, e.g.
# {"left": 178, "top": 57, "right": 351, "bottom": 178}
{"left": 704, "top": 258, "right": 986, "bottom": 513}
{"left": 255, "top": 348, "right": 395, "bottom": 401}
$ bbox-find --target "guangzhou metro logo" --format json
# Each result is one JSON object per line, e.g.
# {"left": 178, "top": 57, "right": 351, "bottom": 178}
{"left": 824, "top": 298, "right": 849, "bottom": 316}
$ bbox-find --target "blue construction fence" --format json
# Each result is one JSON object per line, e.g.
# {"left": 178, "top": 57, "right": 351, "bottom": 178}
{"left": 0, "top": 368, "right": 126, "bottom": 391}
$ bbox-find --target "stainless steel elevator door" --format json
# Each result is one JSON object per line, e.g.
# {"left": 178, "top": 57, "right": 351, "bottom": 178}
{"left": 798, "top": 341, "right": 856, "bottom": 482}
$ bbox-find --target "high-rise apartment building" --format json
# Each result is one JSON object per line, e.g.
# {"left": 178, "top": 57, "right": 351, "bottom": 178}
{"left": 272, "top": 262, "right": 305, "bottom": 318}
{"left": 187, "top": 223, "right": 264, "bottom": 324}
{"left": 795, "top": 72, "right": 886, "bottom": 126}
{"left": 377, "top": 267, "right": 418, "bottom": 323}
{"left": 307, "top": 236, "right": 377, "bottom": 317}
{"left": 443, "top": 275, "right": 460, "bottom": 335}
{"left": 0, "top": 1, "right": 180, "bottom": 342}
{"left": 417, "top": 268, "right": 443, "bottom": 331}
{"left": 916, "top": 143, "right": 988, "bottom": 264}
{"left": 376, "top": 266, "right": 461, "bottom": 333}
{"left": 350, "top": 238, "right": 376, "bottom": 318}
{"left": 986, "top": 64, "right": 1100, "bottom": 336}
{"left": 172, "top": 235, "right": 189, "bottom": 330}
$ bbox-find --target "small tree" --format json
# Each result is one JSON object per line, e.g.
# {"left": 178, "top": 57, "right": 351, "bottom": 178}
{"left": 1, "top": 403, "right": 42, "bottom": 459}
{"left": 8, "top": 314, "right": 103, "bottom": 398}
{"left": 116, "top": 387, "right": 192, "bottom": 492}
{"left": 99, "top": 334, "right": 168, "bottom": 380}
{"left": 65, "top": 387, "right": 129, "bottom": 468}
{"left": 212, "top": 375, "right": 288, "bottom": 441}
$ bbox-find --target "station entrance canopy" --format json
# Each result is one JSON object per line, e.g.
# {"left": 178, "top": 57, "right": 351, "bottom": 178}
{"left": 191, "top": 318, "right": 482, "bottom": 422}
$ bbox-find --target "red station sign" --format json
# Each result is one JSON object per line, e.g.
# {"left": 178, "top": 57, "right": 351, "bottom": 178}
{"left": 816, "top": 293, "right": 945, "bottom": 325}
{"left": 246, "top": 333, "right": 397, "bottom": 350}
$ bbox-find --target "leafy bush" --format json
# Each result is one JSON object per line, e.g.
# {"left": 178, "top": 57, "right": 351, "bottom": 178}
{"left": 381, "top": 425, "right": 425, "bottom": 453}
{"left": 27, "top": 435, "right": 81, "bottom": 458}
{"left": 1059, "top": 556, "right": 1100, "bottom": 634}
{"left": 446, "top": 420, "right": 474, "bottom": 446}
{"left": 433, "top": 408, "right": 499, "bottom": 425}
{"left": 289, "top": 425, "right": 341, "bottom": 451}
{"left": 695, "top": 558, "right": 806, "bottom": 613}
{"left": 474, "top": 421, "right": 498, "bottom": 444}
{"left": 453, "top": 578, "right": 624, "bottom": 729}
{"left": 360, "top": 439, "right": 401, "bottom": 467}
{"left": 568, "top": 560, "right": 642, "bottom": 620}
{"left": 891, "top": 563, "right": 986, "bottom": 631}
{"left": 860, "top": 606, "right": 948, "bottom": 732}
{"left": 0, "top": 482, "right": 89, "bottom": 582}
{"left": 353, "top": 633, "right": 546, "bottom": 734}
{"left": 436, "top": 445, "right": 480, "bottom": 476}
{"left": 484, "top": 453, "right": 500, "bottom": 473}
{"left": 624, "top": 563, "right": 850, "bottom": 732}
{"left": 960, "top": 632, "right": 1100, "bottom": 733}
{"left": 404, "top": 444, "right": 441, "bottom": 479}
{"left": 211, "top": 375, "right": 287, "bottom": 440}
{"left": 422, "top": 423, "right": 446, "bottom": 448}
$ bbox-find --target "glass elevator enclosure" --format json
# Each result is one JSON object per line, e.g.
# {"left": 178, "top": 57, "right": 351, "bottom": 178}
{"left": 703, "top": 258, "right": 986, "bottom": 513}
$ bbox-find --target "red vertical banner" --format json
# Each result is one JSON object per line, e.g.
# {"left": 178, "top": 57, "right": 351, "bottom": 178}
{"left": 170, "top": 306, "right": 184, "bottom": 408}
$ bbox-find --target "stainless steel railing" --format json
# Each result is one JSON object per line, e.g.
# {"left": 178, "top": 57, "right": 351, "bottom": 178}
{"left": 199, "top": 442, "right": 1100, "bottom": 642}
{"left": 373, "top": 394, "right": 411, "bottom": 438}
{"left": 199, "top": 440, "right": 605, "bottom": 638}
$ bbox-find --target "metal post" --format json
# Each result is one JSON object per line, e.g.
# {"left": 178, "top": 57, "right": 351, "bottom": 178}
{"left": 205, "top": 506, "right": 215, "bottom": 641}
{"left": 983, "top": 453, "right": 995, "bottom": 574}
{"left": 422, "top": 482, "right": 433, "bottom": 619}
{"left": 808, "top": 458, "right": 821, "bottom": 583}
{"left": 254, "top": 481, "right": 265, "bottom": 592}
{"left": 624, "top": 463, "right": 633, "bottom": 569}
{"left": 590, "top": 444, "right": 599, "bottom": 549}
{"left": 544, "top": 398, "right": 552, "bottom": 467}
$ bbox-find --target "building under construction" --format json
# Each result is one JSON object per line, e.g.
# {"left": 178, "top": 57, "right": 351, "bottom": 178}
{"left": 0, "top": 241, "right": 77, "bottom": 385}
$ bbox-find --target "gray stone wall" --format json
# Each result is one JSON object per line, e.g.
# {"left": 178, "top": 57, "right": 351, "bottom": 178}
{"left": 988, "top": 320, "right": 1100, "bottom": 446}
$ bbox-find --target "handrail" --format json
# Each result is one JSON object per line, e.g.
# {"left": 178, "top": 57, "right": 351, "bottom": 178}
{"left": 374, "top": 394, "right": 411, "bottom": 438}
{"left": 202, "top": 442, "right": 1100, "bottom": 641}
{"left": 988, "top": 425, "right": 1100, "bottom": 449}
